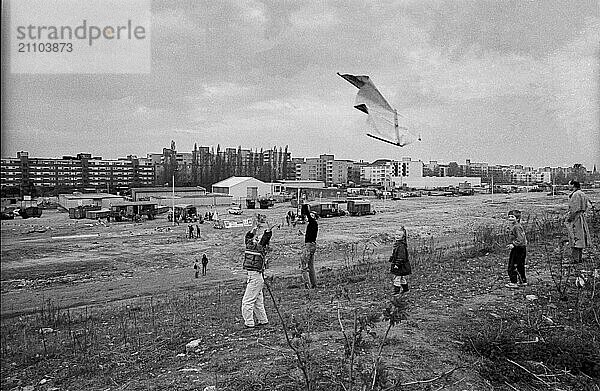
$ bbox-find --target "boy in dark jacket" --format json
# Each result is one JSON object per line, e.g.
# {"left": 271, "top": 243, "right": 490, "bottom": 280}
{"left": 389, "top": 227, "right": 411, "bottom": 295}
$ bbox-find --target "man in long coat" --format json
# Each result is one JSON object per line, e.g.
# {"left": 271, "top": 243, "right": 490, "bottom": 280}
{"left": 565, "top": 180, "right": 592, "bottom": 263}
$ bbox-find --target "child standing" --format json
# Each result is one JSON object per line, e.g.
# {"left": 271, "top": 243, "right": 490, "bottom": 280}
{"left": 194, "top": 259, "right": 200, "bottom": 279}
{"left": 506, "top": 209, "right": 528, "bottom": 288}
{"left": 389, "top": 227, "right": 411, "bottom": 295}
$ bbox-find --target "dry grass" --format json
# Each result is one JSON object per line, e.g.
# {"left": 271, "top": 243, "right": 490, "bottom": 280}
{"left": 2, "top": 194, "right": 599, "bottom": 390}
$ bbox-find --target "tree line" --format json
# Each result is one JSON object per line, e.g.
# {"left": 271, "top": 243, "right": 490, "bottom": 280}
{"left": 160, "top": 141, "right": 291, "bottom": 189}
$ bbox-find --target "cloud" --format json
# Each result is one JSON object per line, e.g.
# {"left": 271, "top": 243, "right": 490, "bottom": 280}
{"left": 425, "top": 0, "right": 598, "bottom": 57}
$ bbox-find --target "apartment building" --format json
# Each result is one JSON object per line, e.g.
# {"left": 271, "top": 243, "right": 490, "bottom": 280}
{"left": 294, "top": 154, "right": 352, "bottom": 187}
{"left": 290, "top": 158, "right": 305, "bottom": 180}
{"left": 361, "top": 158, "right": 423, "bottom": 187}
{"left": 463, "top": 159, "right": 488, "bottom": 176}
{"left": 0, "top": 151, "right": 155, "bottom": 193}
{"left": 511, "top": 170, "right": 552, "bottom": 184}
{"left": 350, "top": 161, "right": 369, "bottom": 185}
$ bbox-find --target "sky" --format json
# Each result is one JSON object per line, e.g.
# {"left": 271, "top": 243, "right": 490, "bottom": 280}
{"left": 2, "top": 0, "right": 599, "bottom": 169}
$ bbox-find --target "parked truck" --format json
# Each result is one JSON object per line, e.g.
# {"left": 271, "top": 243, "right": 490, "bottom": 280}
{"left": 457, "top": 182, "right": 474, "bottom": 196}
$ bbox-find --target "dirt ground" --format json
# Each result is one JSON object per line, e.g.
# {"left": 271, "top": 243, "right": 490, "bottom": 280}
{"left": 0, "top": 192, "right": 577, "bottom": 317}
{"left": 1, "top": 191, "right": 599, "bottom": 390}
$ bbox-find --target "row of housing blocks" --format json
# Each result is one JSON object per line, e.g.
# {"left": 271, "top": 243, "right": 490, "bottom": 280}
{"left": 1, "top": 147, "right": 593, "bottom": 195}
{"left": 292, "top": 156, "right": 591, "bottom": 187}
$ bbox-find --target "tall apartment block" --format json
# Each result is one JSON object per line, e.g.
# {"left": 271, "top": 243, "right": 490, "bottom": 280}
{"left": 294, "top": 154, "right": 353, "bottom": 187}
{"left": 1, "top": 151, "right": 155, "bottom": 195}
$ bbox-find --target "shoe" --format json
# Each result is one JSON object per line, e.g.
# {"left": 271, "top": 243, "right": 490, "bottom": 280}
{"left": 256, "top": 322, "right": 270, "bottom": 328}
{"left": 505, "top": 283, "right": 519, "bottom": 289}
{"left": 519, "top": 282, "right": 528, "bottom": 287}
{"left": 244, "top": 324, "right": 255, "bottom": 329}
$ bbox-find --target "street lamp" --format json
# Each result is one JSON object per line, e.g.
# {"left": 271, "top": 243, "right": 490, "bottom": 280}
{"left": 172, "top": 172, "right": 175, "bottom": 226}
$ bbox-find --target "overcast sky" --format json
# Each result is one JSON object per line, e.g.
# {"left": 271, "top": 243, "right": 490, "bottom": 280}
{"left": 2, "top": 0, "right": 599, "bottom": 169}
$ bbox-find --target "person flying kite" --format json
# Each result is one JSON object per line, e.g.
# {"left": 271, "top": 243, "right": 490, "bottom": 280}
{"left": 338, "top": 73, "right": 420, "bottom": 147}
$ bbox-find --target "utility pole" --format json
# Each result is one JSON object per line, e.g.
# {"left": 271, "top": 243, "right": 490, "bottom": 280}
{"left": 172, "top": 173, "right": 175, "bottom": 226}
{"left": 491, "top": 174, "right": 494, "bottom": 204}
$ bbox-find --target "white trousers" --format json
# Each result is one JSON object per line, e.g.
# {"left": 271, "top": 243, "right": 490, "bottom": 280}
{"left": 241, "top": 271, "right": 268, "bottom": 327}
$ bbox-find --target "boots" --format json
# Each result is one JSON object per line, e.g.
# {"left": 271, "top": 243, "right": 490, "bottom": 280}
{"left": 393, "top": 285, "right": 401, "bottom": 295}
{"left": 401, "top": 284, "right": 409, "bottom": 293}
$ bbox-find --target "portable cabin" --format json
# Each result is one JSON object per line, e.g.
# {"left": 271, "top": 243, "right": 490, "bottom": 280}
{"left": 86, "top": 209, "right": 111, "bottom": 219}
{"left": 69, "top": 205, "right": 101, "bottom": 219}
{"left": 308, "top": 202, "right": 345, "bottom": 218}
{"left": 347, "top": 200, "right": 375, "bottom": 216}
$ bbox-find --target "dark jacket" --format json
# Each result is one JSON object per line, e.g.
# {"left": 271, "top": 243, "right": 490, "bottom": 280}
{"left": 389, "top": 238, "right": 411, "bottom": 276}
{"left": 305, "top": 213, "right": 318, "bottom": 243}
{"left": 508, "top": 223, "right": 527, "bottom": 247}
{"left": 243, "top": 230, "right": 273, "bottom": 272}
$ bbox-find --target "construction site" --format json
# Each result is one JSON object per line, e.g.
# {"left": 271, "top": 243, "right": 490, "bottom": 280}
{"left": 1, "top": 190, "right": 599, "bottom": 390}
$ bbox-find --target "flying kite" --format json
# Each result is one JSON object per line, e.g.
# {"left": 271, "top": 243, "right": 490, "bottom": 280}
{"left": 338, "top": 73, "right": 420, "bottom": 147}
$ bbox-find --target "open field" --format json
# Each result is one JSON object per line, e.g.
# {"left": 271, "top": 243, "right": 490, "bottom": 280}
{"left": 1, "top": 191, "right": 599, "bottom": 390}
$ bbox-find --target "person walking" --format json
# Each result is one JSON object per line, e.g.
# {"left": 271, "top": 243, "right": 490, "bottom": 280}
{"left": 389, "top": 227, "right": 412, "bottom": 294}
{"left": 565, "top": 180, "right": 592, "bottom": 263}
{"left": 506, "top": 209, "right": 528, "bottom": 288}
{"left": 196, "top": 224, "right": 201, "bottom": 239}
{"left": 201, "top": 254, "right": 209, "bottom": 276}
{"left": 241, "top": 223, "right": 273, "bottom": 329}
{"left": 300, "top": 204, "right": 318, "bottom": 289}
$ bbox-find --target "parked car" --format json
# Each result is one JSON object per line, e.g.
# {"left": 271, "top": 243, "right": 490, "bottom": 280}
{"left": 228, "top": 206, "right": 243, "bottom": 215}
{"left": 1, "top": 209, "right": 15, "bottom": 220}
